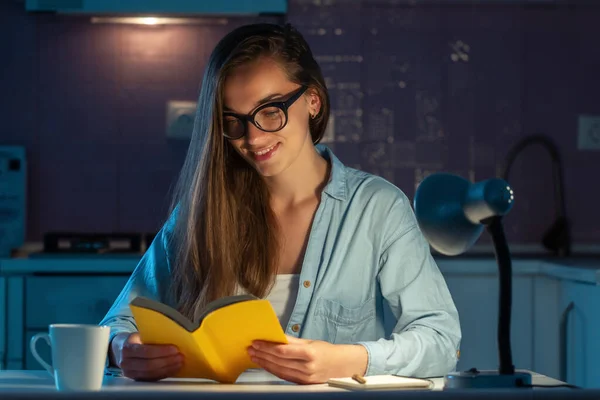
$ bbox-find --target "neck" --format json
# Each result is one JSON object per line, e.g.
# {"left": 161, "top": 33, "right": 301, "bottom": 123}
{"left": 264, "top": 141, "right": 329, "bottom": 209}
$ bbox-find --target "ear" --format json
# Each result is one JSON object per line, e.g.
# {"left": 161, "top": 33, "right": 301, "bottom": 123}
{"left": 306, "top": 88, "right": 321, "bottom": 117}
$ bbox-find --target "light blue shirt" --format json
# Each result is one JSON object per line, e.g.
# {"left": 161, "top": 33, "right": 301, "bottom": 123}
{"left": 100, "top": 144, "right": 461, "bottom": 378}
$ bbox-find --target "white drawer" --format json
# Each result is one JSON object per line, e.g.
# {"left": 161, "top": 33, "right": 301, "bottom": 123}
{"left": 25, "top": 276, "right": 129, "bottom": 329}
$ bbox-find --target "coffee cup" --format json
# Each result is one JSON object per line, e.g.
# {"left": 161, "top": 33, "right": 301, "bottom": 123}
{"left": 30, "top": 324, "right": 110, "bottom": 391}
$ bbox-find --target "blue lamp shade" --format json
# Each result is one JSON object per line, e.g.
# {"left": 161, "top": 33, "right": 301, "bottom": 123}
{"left": 413, "top": 173, "right": 515, "bottom": 256}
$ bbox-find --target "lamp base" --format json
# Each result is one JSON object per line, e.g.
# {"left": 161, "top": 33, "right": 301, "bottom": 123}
{"left": 444, "top": 369, "right": 532, "bottom": 389}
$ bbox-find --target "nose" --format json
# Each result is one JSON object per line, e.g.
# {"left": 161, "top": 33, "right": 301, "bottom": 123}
{"left": 245, "top": 123, "right": 270, "bottom": 147}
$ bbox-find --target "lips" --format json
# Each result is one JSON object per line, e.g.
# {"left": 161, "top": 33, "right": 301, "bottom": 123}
{"left": 251, "top": 143, "right": 278, "bottom": 156}
{"left": 248, "top": 142, "right": 281, "bottom": 162}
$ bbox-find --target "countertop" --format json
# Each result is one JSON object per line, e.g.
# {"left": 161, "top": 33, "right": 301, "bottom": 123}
{"left": 0, "top": 254, "right": 599, "bottom": 284}
{"left": 0, "top": 368, "right": 575, "bottom": 397}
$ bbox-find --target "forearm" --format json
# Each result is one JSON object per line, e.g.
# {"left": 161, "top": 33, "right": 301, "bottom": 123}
{"left": 358, "top": 322, "right": 460, "bottom": 378}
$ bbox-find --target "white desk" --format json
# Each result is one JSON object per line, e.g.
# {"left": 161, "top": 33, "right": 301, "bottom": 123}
{"left": 0, "top": 369, "right": 592, "bottom": 400}
{"left": 0, "top": 368, "right": 348, "bottom": 393}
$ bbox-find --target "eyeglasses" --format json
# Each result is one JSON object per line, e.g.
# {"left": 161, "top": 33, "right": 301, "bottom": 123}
{"left": 222, "top": 85, "right": 308, "bottom": 140}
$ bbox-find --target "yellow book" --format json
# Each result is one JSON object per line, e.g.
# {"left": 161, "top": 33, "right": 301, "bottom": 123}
{"left": 129, "top": 294, "right": 287, "bottom": 383}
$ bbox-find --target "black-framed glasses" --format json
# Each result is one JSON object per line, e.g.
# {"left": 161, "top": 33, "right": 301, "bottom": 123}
{"left": 222, "top": 85, "right": 308, "bottom": 140}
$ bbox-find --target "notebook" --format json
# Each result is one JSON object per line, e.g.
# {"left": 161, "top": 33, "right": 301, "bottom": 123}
{"left": 327, "top": 375, "right": 434, "bottom": 391}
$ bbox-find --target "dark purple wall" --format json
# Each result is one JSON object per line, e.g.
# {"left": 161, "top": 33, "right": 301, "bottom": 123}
{"left": 1, "top": 1, "right": 599, "bottom": 248}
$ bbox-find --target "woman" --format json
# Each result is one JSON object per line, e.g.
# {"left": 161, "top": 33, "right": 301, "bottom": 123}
{"left": 100, "top": 22, "right": 461, "bottom": 384}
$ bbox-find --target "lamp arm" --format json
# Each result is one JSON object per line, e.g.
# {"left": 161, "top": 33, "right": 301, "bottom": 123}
{"left": 483, "top": 215, "right": 515, "bottom": 375}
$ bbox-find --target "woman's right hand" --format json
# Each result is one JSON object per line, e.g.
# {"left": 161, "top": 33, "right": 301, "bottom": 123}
{"left": 109, "top": 332, "right": 184, "bottom": 381}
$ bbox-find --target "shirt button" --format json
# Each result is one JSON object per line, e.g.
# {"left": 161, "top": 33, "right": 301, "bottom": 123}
{"left": 291, "top": 324, "right": 300, "bottom": 332}
{"left": 303, "top": 280, "right": 311, "bottom": 288}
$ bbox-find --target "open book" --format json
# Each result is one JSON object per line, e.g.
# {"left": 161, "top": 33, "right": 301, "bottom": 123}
{"left": 129, "top": 294, "right": 287, "bottom": 383}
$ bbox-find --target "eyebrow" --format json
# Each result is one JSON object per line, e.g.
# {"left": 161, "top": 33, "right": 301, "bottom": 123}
{"left": 223, "top": 92, "right": 284, "bottom": 113}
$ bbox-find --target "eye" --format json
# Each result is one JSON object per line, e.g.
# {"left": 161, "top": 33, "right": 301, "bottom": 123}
{"left": 224, "top": 116, "right": 240, "bottom": 125}
{"left": 258, "top": 107, "right": 283, "bottom": 119}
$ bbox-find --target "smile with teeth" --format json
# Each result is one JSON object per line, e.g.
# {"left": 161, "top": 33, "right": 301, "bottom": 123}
{"left": 252, "top": 144, "right": 277, "bottom": 156}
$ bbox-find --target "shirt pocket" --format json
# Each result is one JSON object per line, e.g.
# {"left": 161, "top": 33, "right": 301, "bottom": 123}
{"left": 314, "top": 296, "right": 376, "bottom": 344}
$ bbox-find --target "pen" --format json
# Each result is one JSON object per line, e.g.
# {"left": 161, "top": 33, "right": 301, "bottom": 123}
{"left": 352, "top": 374, "right": 367, "bottom": 384}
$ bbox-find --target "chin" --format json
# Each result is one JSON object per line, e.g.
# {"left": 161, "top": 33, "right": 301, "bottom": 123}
{"left": 252, "top": 161, "right": 286, "bottom": 177}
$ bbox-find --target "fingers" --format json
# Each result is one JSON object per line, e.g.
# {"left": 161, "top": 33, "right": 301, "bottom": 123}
{"left": 249, "top": 349, "right": 308, "bottom": 375}
{"left": 118, "top": 333, "right": 183, "bottom": 381}
{"left": 121, "top": 352, "right": 184, "bottom": 381}
{"left": 122, "top": 340, "right": 179, "bottom": 359}
{"left": 283, "top": 335, "right": 307, "bottom": 344}
{"left": 120, "top": 352, "right": 184, "bottom": 372}
{"left": 254, "top": 336, "right": 308, "bottom": 346}
{"left": 251, "top": 342, "right": 315, "bottom": 361}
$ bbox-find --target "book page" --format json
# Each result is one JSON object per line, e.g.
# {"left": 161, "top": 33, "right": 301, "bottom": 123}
{"left": 130, "top": 296, "right": 198, "bottom": 332}
{"left": 196, "top": 294, "right": 258, "bottom": 325}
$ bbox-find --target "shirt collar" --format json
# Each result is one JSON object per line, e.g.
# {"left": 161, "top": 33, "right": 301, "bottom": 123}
{"left": 316, "top": 144, "right": 347, "bottom": 201}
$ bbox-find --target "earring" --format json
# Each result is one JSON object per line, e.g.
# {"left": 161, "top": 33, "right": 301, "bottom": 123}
{"left": 310, "top": 112, "right": 317, "bottom": 119}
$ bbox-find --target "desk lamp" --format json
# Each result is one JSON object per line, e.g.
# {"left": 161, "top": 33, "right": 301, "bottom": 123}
{"left": 413, "top": 172, "right": 532, "bottom": 389}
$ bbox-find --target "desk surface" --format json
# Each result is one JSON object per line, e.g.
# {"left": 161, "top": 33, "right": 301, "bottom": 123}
{"left": 7, "top": 369, "right": 346, "bottom": 393}
{"left": 0, "top": 369, "right": 594, "bottom": 399}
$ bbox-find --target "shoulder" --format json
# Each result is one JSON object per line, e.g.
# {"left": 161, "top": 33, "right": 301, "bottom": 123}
{"left": 339, "top": 167, "right": 420, "bottom": 256}
{"left": 344, "top": 166, "right": 412, "bottom": 215}
{"left": 319, "top": 144, "right": 411, "bottom": 213}
{"left": 163, "top": 205, "right": 179, "bottom": 235}
{"left": 322, "top": 145, "right": 417, "bottom": 239}
{"left": 150, "top": 205, "right": 180, "bottom": 257}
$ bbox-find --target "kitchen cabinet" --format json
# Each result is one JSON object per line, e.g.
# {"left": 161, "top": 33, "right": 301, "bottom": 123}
{"left": 25, "top": 276, "right": 127, "bottom": 330}
{"left": 0, "top": 257, "right": 137, "bottom": 370}
{"left": 443, "top": 265, "right": 600, "bottom": 388}
{"left": 3, "top": 275, "right": 130, "bottom": 370}
{"left": 559, "top": 280, "right": 600, "bottom": 388}
{"left": 531, "top": 275, "right": 561, "bottom": 380}
{"left": 443, "top": 274, "right": 535, "bottom": 373}
{"left": 23, "top": 275, "right": 130, "bottom": 369}
{"left": 0, "top": 277, "right": 5, "bottom": 370}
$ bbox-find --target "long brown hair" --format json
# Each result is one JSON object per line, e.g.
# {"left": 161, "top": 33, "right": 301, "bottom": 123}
{"left": 167, "top": 23, "right": 330, "bottom": 319}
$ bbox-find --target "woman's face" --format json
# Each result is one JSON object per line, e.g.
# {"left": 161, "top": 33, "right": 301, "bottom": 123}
{"left": 222, "top": 57, "right": 320, "bottom": 177}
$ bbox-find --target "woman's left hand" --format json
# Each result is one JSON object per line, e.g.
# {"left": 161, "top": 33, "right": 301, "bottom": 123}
{"left": 248, "top": 335, "right": 368, "bottom": 384}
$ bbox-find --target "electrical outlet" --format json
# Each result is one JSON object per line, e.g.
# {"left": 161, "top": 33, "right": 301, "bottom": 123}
{"left": 166, "top": 100, "right": 197, "bottom": 139}
{"left": 578, "top": 115, "right": 600, "bottom": 150}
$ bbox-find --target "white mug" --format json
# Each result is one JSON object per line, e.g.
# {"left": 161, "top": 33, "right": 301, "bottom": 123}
{"left": 30, "top": 324, "right": 110, "bottom": 391}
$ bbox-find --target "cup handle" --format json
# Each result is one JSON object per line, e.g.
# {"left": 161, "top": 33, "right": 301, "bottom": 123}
{"left": 30, "top": 333, "right": 54, "bottom": 377}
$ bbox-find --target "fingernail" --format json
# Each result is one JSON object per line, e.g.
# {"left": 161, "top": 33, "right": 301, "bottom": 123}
{"left": 247, "top": 348, "right": 255, "bottom": 356}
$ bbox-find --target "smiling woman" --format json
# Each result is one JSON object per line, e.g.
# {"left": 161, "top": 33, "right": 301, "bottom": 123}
{"left": 99, "top": 22, "right": 461, "bottom": 385}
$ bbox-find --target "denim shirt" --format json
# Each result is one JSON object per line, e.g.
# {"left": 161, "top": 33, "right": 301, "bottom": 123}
{"left": 99, "top": 144, "right": 461, "bottom": 378}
